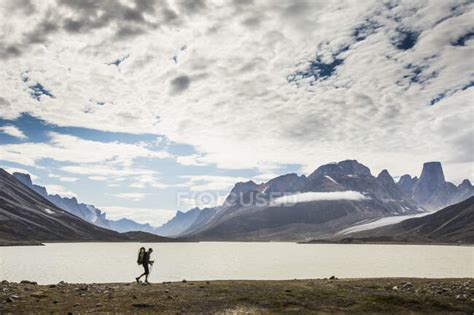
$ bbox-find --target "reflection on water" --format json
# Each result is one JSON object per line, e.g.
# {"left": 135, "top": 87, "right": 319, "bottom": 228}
{"left": 0, "top": 242, "right": 472, "bottom": 284}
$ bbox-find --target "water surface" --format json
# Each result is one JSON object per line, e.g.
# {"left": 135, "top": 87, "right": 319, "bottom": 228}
{"left": 1, "top": 242, "right": 472, "bottom": 284}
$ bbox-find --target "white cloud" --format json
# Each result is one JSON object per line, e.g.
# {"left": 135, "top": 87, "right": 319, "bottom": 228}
{"left": 58, "top": 176, "right": 79, "bottom": 182}
{"left": 271, "top": 191, "right": 369, "bottom": 205}
{"left": 0, "top": 131, "right": 175, "bottom": 186}
{"left": 114, "top": 192, "right": 146, "bottom": 201}
{"left": 0, "top": 132, "right": 169, "bottom": 167}
{"left": 0, "top": 0, "right": 472, "bottom": 183}
{"left": 48, "top": 173, "right": 79, "bottom": 182}
{"left": 45, "top": 184, "right": 77, "bottom": 198}
{"left": 175, "top": 154, "right": 208, "bottom": 166}
{"left": 0, "top": 125, "right": 27, "bottom": 139}
{"left": 180, "top": 175, "right": 251, "bottom": 192}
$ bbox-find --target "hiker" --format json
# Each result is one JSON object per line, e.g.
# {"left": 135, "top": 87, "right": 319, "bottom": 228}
{"left": 136, "top": 247, "right": 154, "bottom": 284}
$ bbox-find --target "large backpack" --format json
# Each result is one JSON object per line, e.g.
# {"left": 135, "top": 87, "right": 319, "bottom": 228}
{"left": 137, "top": 247, "right": 145, "bottom": 265}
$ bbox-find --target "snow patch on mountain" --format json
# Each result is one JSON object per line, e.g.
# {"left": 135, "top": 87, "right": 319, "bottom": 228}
{"left": 338, "top": 211, "right": 434, "bottom": 235}
{"left": 324, "top": 175, "right": 338, "bottom": 184}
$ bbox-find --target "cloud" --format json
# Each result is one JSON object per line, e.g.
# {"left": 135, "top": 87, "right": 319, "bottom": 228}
{"left": 175, "top": 153, "right": 208, "bottom": 166}
{"left": 58, "top": 176, "right": 79, "bottom": 182}
{"left": 45, "top": 184, "right": 77, "bottom": 198}
{"left": 47, "top": 173, "right": 78, "bottom": 182}
{"left": 0, "top": 125, "right": 27, "bottom": 139}
{"left": 271, "top": 191, "right": 369, "bottom": 205}
{"left": 114, "top": 192, "right": 146, "bottom": 201}
{"left": 0, "top": 131, "right": 169, "bottom": 168}
{"left": 0, "top": 0, "right": 472, "bottom": 184}
{"left": 180, "top": 175, "right": 250, "bottom": 192}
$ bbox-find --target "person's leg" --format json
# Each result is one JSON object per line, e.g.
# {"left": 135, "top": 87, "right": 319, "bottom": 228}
{"left": 136, "top": 264, "right": 147, "bottom": 282}
{"left": 144, "top": 264, "right": 150, "bottom": 283}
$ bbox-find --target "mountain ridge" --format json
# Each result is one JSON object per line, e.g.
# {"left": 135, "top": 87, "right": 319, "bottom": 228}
{"left": 12, "top": 172, "right": 162, "bottom": 235}
{"left": 164, "top": 160, "right": 473, "bottom": 241}
{"left": 338, "top": 197, "right": 474, "bottom": 244}
{"left": 398, "top": 162, "right": 473, "bottom": 210}
{"left": 0, "top": 169, "right": 128, "bottom": 242}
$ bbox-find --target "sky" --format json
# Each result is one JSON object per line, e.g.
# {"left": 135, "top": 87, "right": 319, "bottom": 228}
{"left": 0, "top": 0, "right": 473, "bottom": 226}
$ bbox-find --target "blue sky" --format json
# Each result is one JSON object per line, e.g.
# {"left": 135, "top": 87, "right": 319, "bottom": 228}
{"left": 0, "top": 0, "right": 473, "bottom": 225}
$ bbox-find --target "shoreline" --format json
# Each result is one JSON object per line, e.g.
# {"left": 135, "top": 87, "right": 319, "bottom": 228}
{"left": 0, "top": 238, "right": 474, "bottom": 248}
{"left": 298, "top": 240, "right": 474, "bottom": 246}
{"left": 1, "top": 240, "right": 473, "bottom": 247}
{"left": 1, "top": 278, "right": 472, "bottom": 313}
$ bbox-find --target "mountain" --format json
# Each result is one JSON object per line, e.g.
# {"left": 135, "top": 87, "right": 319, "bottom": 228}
{"left": 156, "top": 207, "right": 209, "bottom": 237}
{"left": 341, "top": 197, "right": 474, "bottom": 244}
{"left": 12, "top": 172, "right": 162, "bottom": 234}
{"left": 121, "top": 231, "right": 178, "bottom": 242}
{"left": 177, "top": 160, "right": 423, "bottom": 241}
{"left": 107, "top": 218, "right": 159, "bottom": 234}
{"left": 0, "top": 169, "right": 127, "bottom": 242}
{"left": 398, "top": 162, "right": 474, "bottom": 210}
{"left": 397, "top": 174, "right": 418, "bottom": 196}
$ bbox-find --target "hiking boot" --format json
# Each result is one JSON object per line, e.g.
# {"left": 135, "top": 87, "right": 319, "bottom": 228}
{"left": 135, "top": 277, "right": 140, "bottom": 284}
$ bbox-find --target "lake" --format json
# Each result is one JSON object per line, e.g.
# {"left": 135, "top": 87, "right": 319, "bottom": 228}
{"left": 0, "top": 242, "right": 472, "bottom": 284}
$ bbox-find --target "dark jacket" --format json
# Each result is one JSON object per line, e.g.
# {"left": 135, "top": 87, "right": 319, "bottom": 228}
{"left": 143, "top": 251, "right": 151, "bottom": 265}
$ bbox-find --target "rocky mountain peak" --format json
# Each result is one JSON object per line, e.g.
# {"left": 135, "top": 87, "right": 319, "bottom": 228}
{"left": 232, "top": 180, "right": 258, "bottom": 192}
{"left": 411, "top": 162, "right": 459, "bottom": 209}
{"left": 12, "top": 172, "right": 33, "bottom": 186}
{"left": 224, "top": 180, "right": 259, "bottom": 204}
{"left": 459, "top": 179, "right": 472, "bottom": 190}
{"left": 309, "top": 160, "right": 371, "bottom": 180}
{"left": 397, "top": 174, "right": 417, "bottom": 196}
{"left": 176, "top": 208, "right": 200, "bottom": 216}
{"left": 264, "top": 173, "right": 306, "bottom": 194}
{"left": 398, "top": 174, "right": 412, "bottom": 184}
{"left": 377, "top": 169, "right": 395, "bottom": 184}
{"left": 419, "top": 162, "right": 446, "bottom": 188}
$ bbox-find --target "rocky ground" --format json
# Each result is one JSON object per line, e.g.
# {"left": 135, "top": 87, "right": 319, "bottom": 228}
{"left": 1, "top": 278, "right": 473, "bottom": 314}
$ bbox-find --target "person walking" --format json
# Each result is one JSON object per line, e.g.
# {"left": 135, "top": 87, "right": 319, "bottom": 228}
{"left": 136, "top": 248, "right": 154, "bottom": 284}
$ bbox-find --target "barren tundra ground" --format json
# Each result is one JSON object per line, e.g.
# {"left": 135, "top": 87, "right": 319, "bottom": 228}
{"left": 1, "top": 278, "right": 473, "bottom": 314}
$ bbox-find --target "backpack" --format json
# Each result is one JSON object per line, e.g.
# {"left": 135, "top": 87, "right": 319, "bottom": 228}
{"left": 137, "top": 247, "right": 145, "bottom": 265}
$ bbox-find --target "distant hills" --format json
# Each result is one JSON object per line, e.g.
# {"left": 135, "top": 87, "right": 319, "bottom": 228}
{"left": 160, "top": 160, "right": 473, "bottom": 242}
{"left": 156, "top": 207, "right": 217, "bottom": 237}
{"left": 12, "top": 172, "right": 162, "bottom": 234}
{"left": 336, "top": 197, "right": 474, "bottom": 244}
